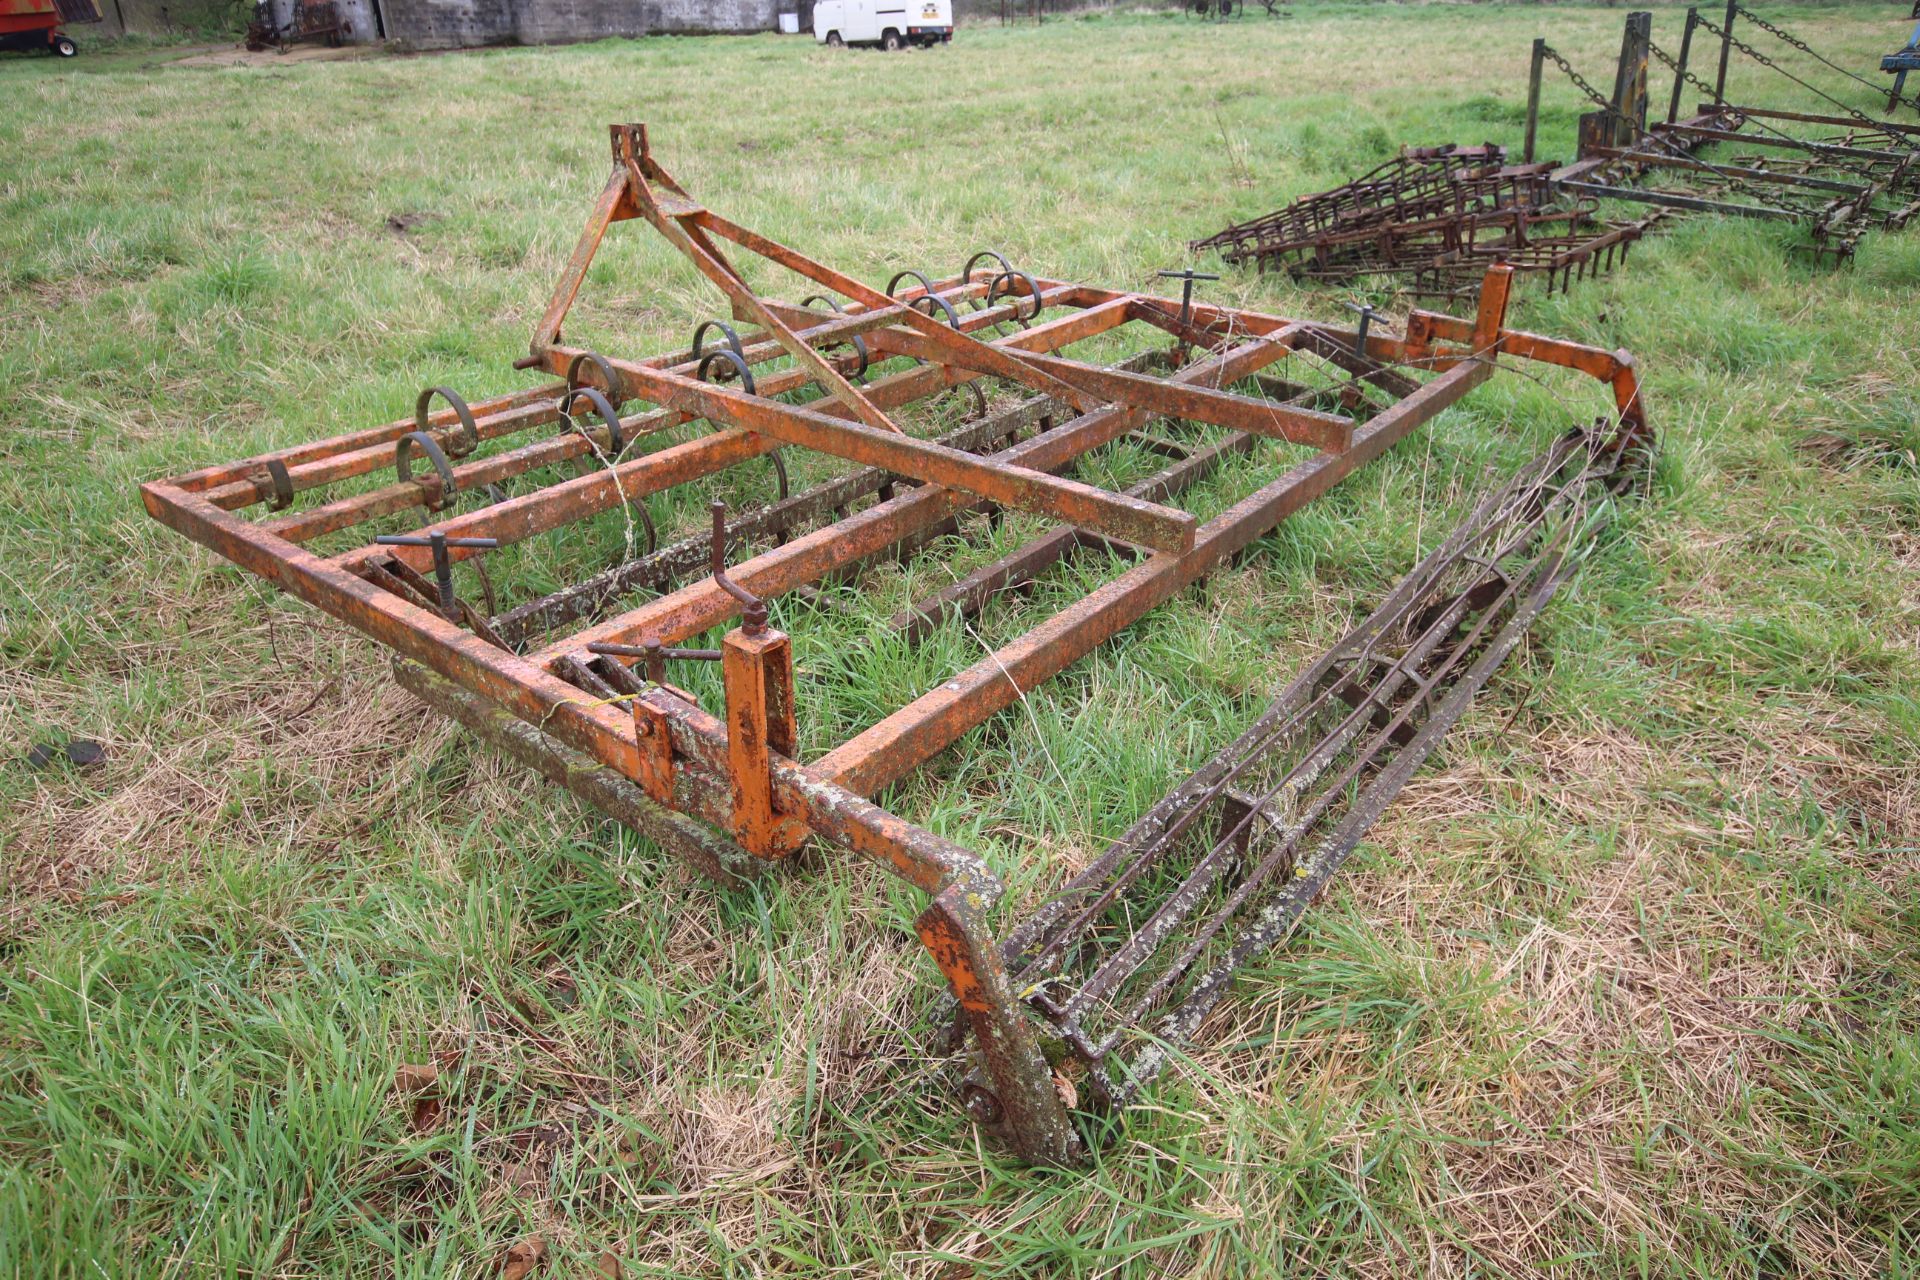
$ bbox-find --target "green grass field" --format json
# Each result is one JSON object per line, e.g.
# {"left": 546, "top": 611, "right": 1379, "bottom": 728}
{"left": 3, "top": 3, "right": 1918, "bottom": 1275}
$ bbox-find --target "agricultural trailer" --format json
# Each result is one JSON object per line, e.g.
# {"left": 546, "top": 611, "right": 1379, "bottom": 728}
{"left": 0, "top": 0, "right": 100, "bottom": 57}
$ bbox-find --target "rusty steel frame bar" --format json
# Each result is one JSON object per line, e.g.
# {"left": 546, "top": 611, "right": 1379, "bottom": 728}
{"left": 140, "top": 123, "right": 1648, "bottom": 1167}
{"left": 489, "top": 363, "right": 1145, "bottom": 648}
{"left": 532, "top": 326, "right": 1301, "bottom": 669}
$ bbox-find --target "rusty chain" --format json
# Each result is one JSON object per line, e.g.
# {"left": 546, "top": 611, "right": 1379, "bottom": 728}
{"left": 1732, "top": 3, "right": 1920, "bottom": 114}
{"left": 1692, "top": 11, "right": 1906, "bottom": 136}
{"left": 1540, "top": 42, "right": 1791, "bottom": 208}
{"left": 1538, "top": 42, "right": 1615, "bottom": 117}
{"left": 1648, "top": 38, "right": 1805, "bottom": 147}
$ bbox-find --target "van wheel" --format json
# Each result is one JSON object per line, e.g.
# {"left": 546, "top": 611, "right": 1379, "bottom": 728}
{"left": 881, "top": 28, "right": 901, "bottom": 50}
{"left": 825, "top": 29, "right": 843, "bottom": 45}
{"left": 52, "top": 34, "right": 78, "bottom": 55}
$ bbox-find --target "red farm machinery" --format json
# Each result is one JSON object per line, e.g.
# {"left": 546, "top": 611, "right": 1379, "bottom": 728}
{"left": 0, "top": 0, "right": 100, "bottom": 56}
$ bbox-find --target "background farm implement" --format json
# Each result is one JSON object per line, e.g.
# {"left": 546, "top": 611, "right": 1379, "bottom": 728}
{"left": 1533, "top": 7, "right": 1920, "bottom": 265}
{"left": 1195, "top": 7, "right": 1920, "bottom": 296}
{"left": 141, "top": 123, "right": 1648, "bottom": 1166}
{"left": 1189, "top": 143, "right": 1666, "bottom": 302}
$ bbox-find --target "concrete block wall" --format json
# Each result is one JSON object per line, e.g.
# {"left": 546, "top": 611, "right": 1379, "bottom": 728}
{"left": 376, "top": 0, "right": 514, "bottom": 45}
{"left": 647, "top": 0, "right": 776, "bottom": 34}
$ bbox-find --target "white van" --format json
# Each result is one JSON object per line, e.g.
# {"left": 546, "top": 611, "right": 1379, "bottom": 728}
{"left": 814, "top": 0, "right": 951, "bottom": 50}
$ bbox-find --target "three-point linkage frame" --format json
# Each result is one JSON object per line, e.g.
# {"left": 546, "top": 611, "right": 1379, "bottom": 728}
{"left": 142, "top": 123, "right": 1647, "bottom": 1165}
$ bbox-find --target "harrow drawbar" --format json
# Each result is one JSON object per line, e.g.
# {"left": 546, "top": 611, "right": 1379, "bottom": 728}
{"left": 140, "top": 122, "right": 1648, "bottom": 1166}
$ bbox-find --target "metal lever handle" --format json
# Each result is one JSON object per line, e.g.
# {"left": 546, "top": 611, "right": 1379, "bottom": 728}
{"left": 1156, "top": 268, "right": 1220, "bottom": 330}
{"left": 586, "top": 640, "right": 722, "bottom": 686}
{"left": 708, "top": 501, "right": 768, "bottom": 636}
{"left": 374, "top": 531, "right": 499, "bottom": 614}
{"left": 1343, "top": 301, "right": 1379, "bottom": 362}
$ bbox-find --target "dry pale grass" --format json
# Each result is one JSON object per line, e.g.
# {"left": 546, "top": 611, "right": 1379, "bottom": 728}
{"left": 2, "top": 581, "right": 452, "bottom": 936}
{"left": 1159, "top": 698, "right": 1918, "bottom": 1277}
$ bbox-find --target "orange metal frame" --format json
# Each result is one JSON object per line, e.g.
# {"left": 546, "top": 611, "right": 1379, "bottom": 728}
{"left": 141, "top": 123, "right": 1647, "bottom": 1164}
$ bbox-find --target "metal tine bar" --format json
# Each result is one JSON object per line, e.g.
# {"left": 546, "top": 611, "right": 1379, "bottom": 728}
{"left": 277, "top": 286, "right": 1066, "bottom": 544}
{"left": 490, "top": 370, "right": 1114, "bottom": 647}
{"left": 333, "top": 285, "right": 1093, "bottom": 577}
{"left": 1118, "top": 477, "right": 1612, "bottom": 1097}
{"left": 182, "top": 383, "right": 566, "bottom": 503}
{"left": 674, "top": 197, "right": 1103, "bottom": 415}
{"left": 994, "top": 414, "right": 1553, "bottom": 962}
{"left": 1003, "top": 501, "right": 1490, "bottom": 977}
{"left": 1036, "top": 435, "right": 1605, "bottom": 997}
{"left": 591, "top": 654, "right": 649, "bottom": 697}
{"left": 591, "top": 361, "right": 1200, "bottom": 554}
{"left": 1090, "top": 544, "right": 1577, "bottom": 1062}
{"left": 1090, "top": 451, "right": 1612, "bottom": 1060}
{"left": 209, "top": 287, "right": 978, "bottom": 515}
{"left": 1054, "top": 458, "right": 1589, "bottom": 1023}
{"left": 267, "top": 377, "right": 811, "bottom": 546}
{"left": 1170, "top": 436, "right": 1606, "bottom": 866}
{"left": 213, "top": 400, "right": 564, "bottom": 514}
{"left": 891, "top": 426, "right": 1249, "bottom": 645}
{"left": 542, "top": 336, "right": 1291, "bottom": 667}
{"left": 1284, "top": 327, "right": 1424, "bottom": 401}
{"left": 1004, "top": 430, "right": 1592, "bottom": 980}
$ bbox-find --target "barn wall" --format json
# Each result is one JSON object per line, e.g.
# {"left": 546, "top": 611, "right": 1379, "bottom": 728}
{"left": 374, "top": 0, "right": 778, "bottom": 45}
{"left": 80, "top": 0, "right": 778, "bottom": 43}
{"left": 80, "top": 0, "right": 237, "bottom": 39}
{"left": 373, "top": 0, "right": 514, "bottom": 45}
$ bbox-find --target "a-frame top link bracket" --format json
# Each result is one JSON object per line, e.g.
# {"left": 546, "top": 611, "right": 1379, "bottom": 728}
{"left": 531, "top": 123, "right": 1106, "bottom": 425}
{"left": 610, "top": 123, "right": 907, "bottom": 436}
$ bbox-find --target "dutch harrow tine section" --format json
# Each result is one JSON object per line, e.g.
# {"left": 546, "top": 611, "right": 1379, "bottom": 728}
{"left": 996, "top": 425, "right": 1638, "bottom": 1105}
{"left": 140, "top": 122, "right": 1649, "bottom": 1166}
{"left": 1192, "top": 8, "right": 1920, "bottom": 299}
